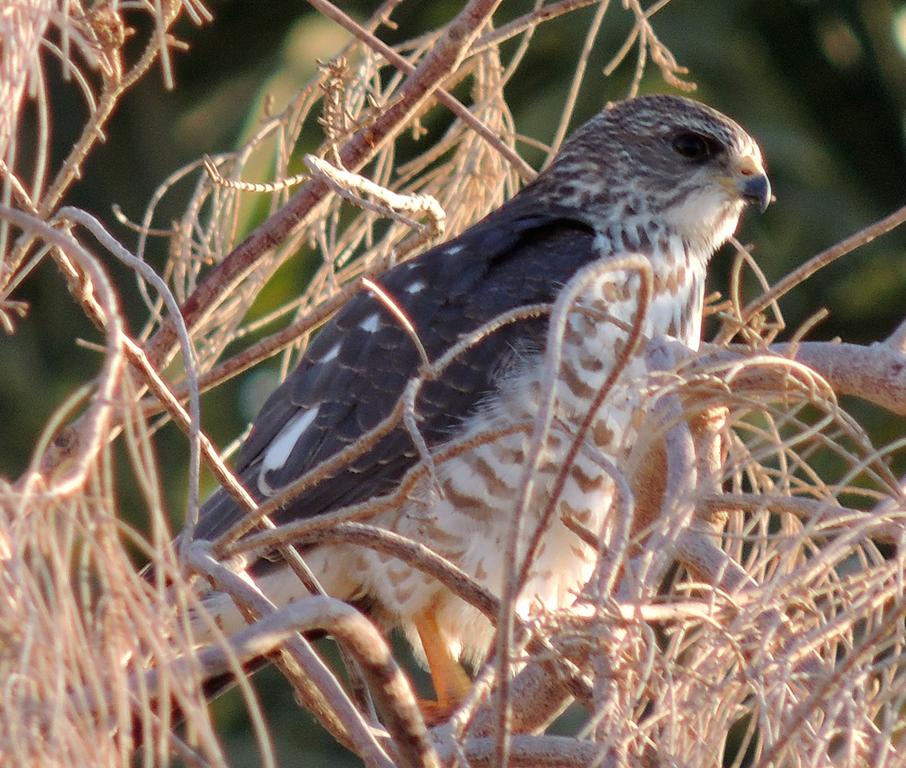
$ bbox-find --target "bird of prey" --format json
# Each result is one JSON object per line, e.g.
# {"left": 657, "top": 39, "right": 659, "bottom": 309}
{"left": 185, "top": 94, "right": 770, "bottom": 717}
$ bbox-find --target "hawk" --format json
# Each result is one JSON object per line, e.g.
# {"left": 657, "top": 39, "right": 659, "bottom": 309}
{"left": 184, "top": 95, "right": 770, "bottom": 716}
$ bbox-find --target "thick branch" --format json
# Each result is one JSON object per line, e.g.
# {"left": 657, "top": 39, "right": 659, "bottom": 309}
{"left": 690, "top": 340, "right": 906, "bottom": 415}
{"left": 434, "top": 735, "right": 608, "bottom": 767}
{"left": 781, "top": 341, "right": 906, "bottom": 414}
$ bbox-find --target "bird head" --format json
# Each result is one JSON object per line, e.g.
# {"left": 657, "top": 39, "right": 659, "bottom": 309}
{"left": 536, "top": 94, "right": 771, "bottom": 258}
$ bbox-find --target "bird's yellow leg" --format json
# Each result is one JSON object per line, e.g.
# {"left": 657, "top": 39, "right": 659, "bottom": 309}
{"left": 414, "top": 610, "right": 472, "bottom": 723}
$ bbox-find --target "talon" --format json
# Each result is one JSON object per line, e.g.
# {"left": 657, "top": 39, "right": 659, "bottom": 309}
{"left": 418, "top": 697, "right": 461, "bottom": 726}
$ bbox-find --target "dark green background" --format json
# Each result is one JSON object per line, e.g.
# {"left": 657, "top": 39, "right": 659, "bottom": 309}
{"left": 5, "top": 1, "right": 906, "bottom": 763}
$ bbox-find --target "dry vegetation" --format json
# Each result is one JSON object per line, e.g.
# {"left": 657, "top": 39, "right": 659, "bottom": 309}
{"left": 3, "top": 1, "right": 906, "bottom": 766}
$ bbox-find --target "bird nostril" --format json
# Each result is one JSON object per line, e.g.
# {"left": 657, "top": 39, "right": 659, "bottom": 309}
{"left": 736, "top": 156, "right": 762, "bottom": 178}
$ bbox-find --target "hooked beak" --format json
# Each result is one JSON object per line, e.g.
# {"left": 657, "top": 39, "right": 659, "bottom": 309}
{"left": 732, "top": 155, "right": 772, "bottom": 213}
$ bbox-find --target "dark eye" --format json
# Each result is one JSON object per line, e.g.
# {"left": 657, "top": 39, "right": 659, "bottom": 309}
{"left": 671, "top": 131, "right": 719, "bottom": 161}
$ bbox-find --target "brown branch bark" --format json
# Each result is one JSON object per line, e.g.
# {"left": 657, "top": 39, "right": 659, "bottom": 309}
{"left": 143, "top": 0, "right": 505, "bottom": 370}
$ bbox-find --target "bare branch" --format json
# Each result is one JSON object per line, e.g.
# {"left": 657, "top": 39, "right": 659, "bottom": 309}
{"left": 142, "top": 0, "right": 507, "bottom": 371}
{"left": 149, "top": 590, "right": 439, "bottom": 768}
{"left": 183, "top": 545, "right": 392, "bottom": 766}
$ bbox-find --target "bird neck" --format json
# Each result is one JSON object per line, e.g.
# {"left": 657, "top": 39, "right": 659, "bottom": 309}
{"left": 588, "top": 220, "right": 709, "bottom": 349}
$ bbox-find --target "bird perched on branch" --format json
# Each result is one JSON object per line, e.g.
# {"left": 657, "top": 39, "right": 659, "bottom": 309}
{"left": 183, "top": 94, "right": 770, "bottom": 719}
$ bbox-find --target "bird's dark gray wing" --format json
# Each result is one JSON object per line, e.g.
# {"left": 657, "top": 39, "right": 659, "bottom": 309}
{"left": 193, "top": 195, "right": 602, "bottom": 544}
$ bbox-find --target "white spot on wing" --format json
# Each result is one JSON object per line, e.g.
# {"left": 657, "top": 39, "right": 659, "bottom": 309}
{"left": 446, "top": 244, "right": 464, "bottom": 255}
{"left": 592, "top": 232, "right": 612, "bottom": 254}
{"left": 405, "top": 280, "right": 426, "bottom": 294}
{"left": 319, "top": 342, "right": 341, "bottom": 362}
{"left": 360, "top": 313, "right": 380, "bottom": 333}
{"left": 259, "top": 406, "right": 319, "bottom": 494}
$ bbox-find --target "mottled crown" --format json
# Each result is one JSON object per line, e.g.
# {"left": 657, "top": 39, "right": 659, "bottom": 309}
{"left": 529, "top": 94, "right": 766, "bottom": 255}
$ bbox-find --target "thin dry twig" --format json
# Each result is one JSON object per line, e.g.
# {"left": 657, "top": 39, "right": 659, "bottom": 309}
{"left": 0, "top": 206, "right": 125, "bottom": 497}
{"left": 305, "top": 154, "right": 446, "bottom": 242}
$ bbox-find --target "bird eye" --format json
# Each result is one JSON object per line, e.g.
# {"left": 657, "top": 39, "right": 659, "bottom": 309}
{"left": 671, "top": 131, "right": 717, "bottom": 161}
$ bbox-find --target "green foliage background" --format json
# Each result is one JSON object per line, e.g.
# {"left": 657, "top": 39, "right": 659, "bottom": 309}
{"left": 4, "top": 1, "right": 906, "bottom": 763}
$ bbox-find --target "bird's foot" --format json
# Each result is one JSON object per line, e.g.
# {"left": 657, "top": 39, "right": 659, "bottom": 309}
{"left": 414, "top": 609, "right": 473, "bottom": 725}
